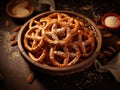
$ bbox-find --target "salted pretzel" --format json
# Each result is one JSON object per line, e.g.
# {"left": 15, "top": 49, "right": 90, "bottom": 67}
{"left": 43, "top": 21, "right": 73, "bottom": 45}
{"left": 28, "top": 48, "right": 47, "bottom": 63}
{"left": 29, "top": 19, "right": 40, "bottom": 29}
{"left": 49, "top": 43, "right": 81, "bottom": 67}
{"left": 72, "top": 28, "right": 95, "bottom": 58}
{"left": 29, "top": 19, "right": 48, "bottom": 29}
{"left": 67, "top": 43, "right": 81, "bottom": 66}
{"left": 49, "top": 45, "right": 69, "bottom": 67}
{"left": 46, "top": 13, "right": 71, "bottom": 21}
{"left": 24, "top": 26, "right": 44, "bottom": 52}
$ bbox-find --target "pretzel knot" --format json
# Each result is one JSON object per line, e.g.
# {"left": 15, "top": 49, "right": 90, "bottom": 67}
{"left": 49, "top": 43, "right": 80, "bottom": 67}
{"left": 24, "top": 26, "right": 44, "bottom": 52}
{"left": 72, "top": 28, "right": 95, "bottom": 58}
{"left": 46, "top": 13, "right": 71, "bottom": 21}
{"left": 28, "top": 48, "right": 47, "bottom": 63}
{"left": 43, "top": 21, "right": 73, "bottom": 45}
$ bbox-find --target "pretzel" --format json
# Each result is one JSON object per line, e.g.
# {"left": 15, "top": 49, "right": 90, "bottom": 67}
{"left": 28, "top": 48, "right": 47, "bottom": 63}
{"left": 29, "top": 19, "right": 40, "bottom": 29}
{"left": 46, "top": 13, "right": 71, "bottom": 21}
{"left": 23, "top": 12, "right": 96, "bottom": 67}
{"left": 43, "top": 21, "right": 73, "bottom": 45}
{"left": 67, "top": 43, "right": 81, "bottom": 66}
{"left": 49, "top": 45, "right": 69, "bottom": 67}
{"left": 24, "top": 26, "right": 44, "bottom": 52}
{"left": 49, "top": 43, "right": 81, "bottom": 67}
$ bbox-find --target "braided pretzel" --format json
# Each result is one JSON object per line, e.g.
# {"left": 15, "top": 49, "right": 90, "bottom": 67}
{"left": 24, "top": 26, "right": 44, "bottom": 52}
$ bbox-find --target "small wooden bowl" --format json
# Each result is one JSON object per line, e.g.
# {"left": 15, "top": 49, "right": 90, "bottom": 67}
{"left": 101, "top": 13, "right": 120, "bottom": 30}
{"left": 6, "top": 0, "right": 34, "bottom": 22}
{"left": 18, "top": 10, "right": 102, "bottom": 75}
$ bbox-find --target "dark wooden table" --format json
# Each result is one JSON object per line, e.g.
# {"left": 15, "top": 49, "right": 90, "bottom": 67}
{"left": 0, "top": 0, "right": 120, "bottom": 90}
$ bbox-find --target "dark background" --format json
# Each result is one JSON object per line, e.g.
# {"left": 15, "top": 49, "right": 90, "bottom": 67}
{"left": 0, "top": 0, "right": 120, "bottom": 90}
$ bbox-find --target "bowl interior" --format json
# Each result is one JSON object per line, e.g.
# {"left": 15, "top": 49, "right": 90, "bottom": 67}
{"left": 18, "top": 10, "right": 102, "bottom": 75}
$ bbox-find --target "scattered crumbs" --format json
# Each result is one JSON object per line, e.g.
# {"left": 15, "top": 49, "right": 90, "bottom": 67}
{"left": 74, "top": 68, "right": 104, "bottom": 88}
{"left": 94, "top": 16, "right": 101, "bottom": 23}
{"left": 8, "top": 51, "right": 20, "bottom": 60}
{"left": 0, "top": 30, "right": 13, "bottom": 53}
{"left": 82, "top": 5, "right": 91, "bottom": 10}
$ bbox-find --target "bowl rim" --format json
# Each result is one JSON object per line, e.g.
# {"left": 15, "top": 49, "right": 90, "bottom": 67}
{"left": 18, "top": 10, "right": 102, "bottom": 75}
{"left": 6, "top": 0, "right": 34, "bottom": 18}
{"left": 101, "top": 13, "right": 120, "bottom": 29}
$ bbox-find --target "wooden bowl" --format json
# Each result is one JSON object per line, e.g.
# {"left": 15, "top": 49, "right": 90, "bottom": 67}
{"left": 6, "top": 0, "right": 34, "bottom": 21}
{"left": 18, "top": 10, "right": 102, "bottom": 75}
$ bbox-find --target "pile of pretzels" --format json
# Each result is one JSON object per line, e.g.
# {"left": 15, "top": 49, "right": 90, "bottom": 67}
{"left": 23, "top": 13, "right": 95, "bottom": 67}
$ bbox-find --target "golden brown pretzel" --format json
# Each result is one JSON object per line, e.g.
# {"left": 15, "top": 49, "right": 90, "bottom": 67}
{"left": 49, "top": 45, "right": 69, "bottom": 67}
{"left": 41, "top": 13, "right": 80, "bottom": 32}
{"left": 73, "top": 28, "right": 95, "bottom": 58}
{"left": 24, "top": 26, "right": 44, "bottom": 52}
{"left": 49, "top": 43, "right": 81, "bottom": 67}
{"left": 46, "top": 13, "right": 71, "bottom": 21}
{"left": 29, "top": 19, "right": 40, "bottom": 29}
{"left": 28, "top": 48, "right": 47, "bottom": 63}
{"left": 43, "top": 21, "right": 73, "bottom": 45}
